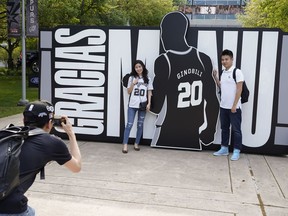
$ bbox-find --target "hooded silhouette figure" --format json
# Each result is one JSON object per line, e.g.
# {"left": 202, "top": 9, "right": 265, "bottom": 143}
{"left": 150, "top": 11, "right": 219, "bottom": 150}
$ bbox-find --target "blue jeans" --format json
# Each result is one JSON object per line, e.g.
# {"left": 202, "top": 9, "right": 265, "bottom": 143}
{"left": 0, "top": 206, "right": 35, "bottom": 216}
{"left": 123, "top": 107, "right": 146, "bottom": 144}
{"left": 220, "top": 108, "right": 242, "bottom": 150}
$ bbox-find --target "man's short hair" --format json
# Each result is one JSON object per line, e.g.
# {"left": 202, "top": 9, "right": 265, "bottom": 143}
{"left": 23, "top": 100, "right": 54, "bottom": 128}
{"left": 221, "top": 49, "right": 233, "bottom": 58}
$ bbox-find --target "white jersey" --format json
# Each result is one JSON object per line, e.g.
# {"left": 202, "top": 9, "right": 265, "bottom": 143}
{"left": 220, "top": 66, "right": 244, "bottom": 109}
{"left": 127, "top": 76, "right": 153, "bottom": 108}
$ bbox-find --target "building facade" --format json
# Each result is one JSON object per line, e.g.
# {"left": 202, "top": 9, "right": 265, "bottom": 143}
{"left": 180, "top": 0, "right": 249, "bottom": 27}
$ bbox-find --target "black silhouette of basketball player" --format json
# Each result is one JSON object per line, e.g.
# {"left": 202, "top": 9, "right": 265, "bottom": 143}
{"left": 150, "top": 11, "right": 219, "bottom": 150}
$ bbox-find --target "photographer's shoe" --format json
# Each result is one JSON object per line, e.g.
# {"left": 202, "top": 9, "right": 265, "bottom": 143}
{"left": 231, "top": 149, "right": 240, "bottom": 161}
{"left": 213, "top": 146, "right": 229, "bottom": 156}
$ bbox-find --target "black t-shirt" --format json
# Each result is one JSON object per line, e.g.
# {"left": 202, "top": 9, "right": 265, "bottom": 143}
{"left": 0, "top": 132, "right": 72, "bottom": 214}
{"left": 151, "top": 47, "right": 218, "bottom": 149}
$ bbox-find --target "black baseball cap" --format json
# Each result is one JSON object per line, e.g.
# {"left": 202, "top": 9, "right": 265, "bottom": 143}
{"left": 23, "top": 100, "right": 54, "bottom": 126}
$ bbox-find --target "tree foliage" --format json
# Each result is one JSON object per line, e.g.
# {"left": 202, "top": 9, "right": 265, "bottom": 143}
{"left": 0, "top": 0, "right": 177, "bottom": 68}
{"left": 115, "top": 0, "right": 176, "bottom": 26}
{"left": 0, "top": 1, "right": 20, "bottom": 69}
{"left": 238, "top": 0, "right": 288, "bottom": 32}
{"left": 38, "top": 0, "right": 176, "bottom": 27}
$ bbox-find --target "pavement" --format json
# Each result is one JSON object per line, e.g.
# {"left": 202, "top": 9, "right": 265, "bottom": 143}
{"left": 1, "top": 114, "right": 288, "bottom": 216}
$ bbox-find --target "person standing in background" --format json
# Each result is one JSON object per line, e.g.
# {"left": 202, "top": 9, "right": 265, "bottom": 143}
{"left": 122, "top": 60, "right": 153, "bottom": 153}
{"left": 213, "top": 49, "right": 244, "bottom": 161}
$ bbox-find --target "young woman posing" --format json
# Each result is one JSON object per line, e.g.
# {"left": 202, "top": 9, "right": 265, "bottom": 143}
{"left": 122, "top": 60, "right": 153, "bottom": 153}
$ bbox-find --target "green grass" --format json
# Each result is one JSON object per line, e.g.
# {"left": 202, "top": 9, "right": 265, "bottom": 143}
{"left": 0, "top": 76, "right": 39, "bottom": 118}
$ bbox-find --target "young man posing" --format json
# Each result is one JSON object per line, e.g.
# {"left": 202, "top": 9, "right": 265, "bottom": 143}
{"left": 213, "top": 49, "right": 244, "bottom": 161}
{"left": 0, "top": 100, "right": 82, "bottom": 215}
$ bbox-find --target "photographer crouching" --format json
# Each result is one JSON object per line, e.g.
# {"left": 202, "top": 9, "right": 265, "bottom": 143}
{"left": 0, "top": 100, "right": 81, "bottom": 216}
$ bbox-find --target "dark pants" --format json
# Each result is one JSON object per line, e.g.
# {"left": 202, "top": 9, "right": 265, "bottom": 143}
{"left": 220, "top": 108, "right": 242, "bottom": 150}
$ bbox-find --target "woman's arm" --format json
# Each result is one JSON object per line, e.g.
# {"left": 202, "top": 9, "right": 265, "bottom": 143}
{"left": 127, "top": 77, "right": 138, "bottom": 94}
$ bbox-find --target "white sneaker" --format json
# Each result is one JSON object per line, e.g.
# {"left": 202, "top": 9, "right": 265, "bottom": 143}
{"left": 213, "top": 146, "right": 229, "bottom": 156}
{"left": 230, "top": 149, "right": 240, "bottom": 161}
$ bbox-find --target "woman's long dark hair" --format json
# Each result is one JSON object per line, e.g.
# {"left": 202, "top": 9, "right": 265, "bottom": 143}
{"left": 130, "top": 60, "right": 149, "bottom": 84}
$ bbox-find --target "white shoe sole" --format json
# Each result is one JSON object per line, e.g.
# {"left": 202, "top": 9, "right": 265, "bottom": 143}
{"left": 213, "top": 152, "right": 229, "bottom": 156}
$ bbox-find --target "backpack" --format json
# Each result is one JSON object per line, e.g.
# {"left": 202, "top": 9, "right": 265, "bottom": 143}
{"left": 0, "top": 125, "right": 45, "bottom": 200}
{"left": 220, "top": 68, "right": 250, "bottom": 104}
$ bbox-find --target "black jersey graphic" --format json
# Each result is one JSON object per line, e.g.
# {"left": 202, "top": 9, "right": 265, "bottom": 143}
{"left": 150, "top": 11, "right": 219, "bottom": 150}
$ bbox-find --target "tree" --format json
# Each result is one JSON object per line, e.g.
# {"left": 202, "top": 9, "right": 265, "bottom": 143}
{"left": 38, "top": 0, "right": 126, "bottom": 27}
{"left": 38, "top": 0, "right": 177, "bottom": 27}
{"left": 0, "top": 1, "right": 20, "bottom": 69}
{"left": 116, "top": 0, "right": 176, "bottom": 26}
{"left": 38, "top": 0, "right": 127, "bottom": 27}
{"left": 1, "top": 0, "right": 178, "bottom": 68}
{"left": 77, "top": 0, "right": 126, "bottom": 26}
{"left": 238, "top": 0, "right": 288, "bottom": 32}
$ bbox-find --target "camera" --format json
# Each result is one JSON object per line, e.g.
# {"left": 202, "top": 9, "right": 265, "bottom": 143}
{"left": 53, "top": 116, "right": 66, "bottom": 127}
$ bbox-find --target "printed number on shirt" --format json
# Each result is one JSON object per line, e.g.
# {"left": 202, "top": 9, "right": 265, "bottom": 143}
{"left": 177, "top": 81, "right": 203, "bottom": 108}
{"left": 134, "top": 88, "right": 145, "bottom": 96}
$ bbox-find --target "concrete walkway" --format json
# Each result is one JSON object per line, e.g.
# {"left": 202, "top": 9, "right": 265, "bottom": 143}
{"left": 1, "top": 114, "right": 288, "bottom": 216}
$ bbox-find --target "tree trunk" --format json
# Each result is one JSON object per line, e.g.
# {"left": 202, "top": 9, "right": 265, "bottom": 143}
{"left": 7, "top": 38, "right": 15, "bottom": 70}
{"left": 7, "top": 50, "right": 14, "bottom": 69}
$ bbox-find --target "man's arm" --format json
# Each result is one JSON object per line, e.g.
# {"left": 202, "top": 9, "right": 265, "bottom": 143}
{"left": 231, "top": 82, "right": 243, "bottom": 113}
{"left": 61, "top": 116, "right": 81, "bottom": 173}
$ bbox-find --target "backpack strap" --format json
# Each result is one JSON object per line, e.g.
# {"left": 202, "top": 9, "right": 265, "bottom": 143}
{"left": 2, "top": 125, "right": 30, "bottom": 136}
{"left": 20, "top": 170, "right": 40, "bottom": 184}
{"left": 39, "top": 167, "right": 45, "bottom": 179}
{"left": 220, "top": 68, "right": 238, "bottom": 82}
{"left": 4, "top": 123, "right": 15, "bottom": 129}
{"left": 219, "top": 69, "right": 223, "bottom": 81}
{"left": 232, "top": 67, "right": 237, "bottom": 83}
{"left": 28, "top": 128, "right": 46, "bottom": 180}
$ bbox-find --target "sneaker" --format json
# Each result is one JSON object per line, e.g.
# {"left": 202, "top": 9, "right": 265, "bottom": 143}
{"left": 213, "top": 146, "right": 229, "bottom": 156}
{"left": 230, "top": 149, "right": 240, "bottom": 161}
